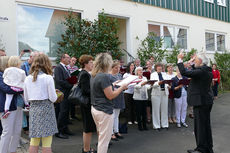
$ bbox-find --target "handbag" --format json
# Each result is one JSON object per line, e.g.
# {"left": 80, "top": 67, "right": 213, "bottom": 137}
{"left": 68, "top": 73, "right": 90, "bottom": 106}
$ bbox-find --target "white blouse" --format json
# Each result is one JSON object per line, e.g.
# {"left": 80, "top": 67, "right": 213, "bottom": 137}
{"left": 133, "top": 76, "right": 151, "bottom": 100}
{"left": 24, "top": 73, "right": 57, "bottom": 103}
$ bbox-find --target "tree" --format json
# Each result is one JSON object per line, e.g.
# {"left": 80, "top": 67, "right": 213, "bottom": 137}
{"left": 137, "top": 32, "right": 167, "bottom": 66}
{"left": 56, "top": 11, "right": 123, "bottom": 64}
{"left": 165, "top": 45, "right": 180, "bottom": 65}
{"left": 184, "top": 48, "right": 197, "bottom": 61}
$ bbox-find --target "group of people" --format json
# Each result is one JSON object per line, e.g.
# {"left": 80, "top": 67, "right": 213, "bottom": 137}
{"left": 0, "top": 48, "right": 218, "bottom": 153}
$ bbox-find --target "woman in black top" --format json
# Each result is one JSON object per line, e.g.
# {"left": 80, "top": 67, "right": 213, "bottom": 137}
{"left": 78, "top": 55, "right": 96, "bottom": 153}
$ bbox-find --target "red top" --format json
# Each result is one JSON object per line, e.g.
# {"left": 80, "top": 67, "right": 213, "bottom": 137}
{"left": 212, "top": 69, "right": 220, "bottom": 84}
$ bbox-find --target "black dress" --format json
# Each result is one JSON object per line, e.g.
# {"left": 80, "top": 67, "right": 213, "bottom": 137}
{"left": 78, "top": 70, "right": 96, "bottom": 133}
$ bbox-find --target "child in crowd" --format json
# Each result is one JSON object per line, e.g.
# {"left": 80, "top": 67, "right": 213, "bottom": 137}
{"left": 2, "top": 56, "right": 27, "bottom": 118}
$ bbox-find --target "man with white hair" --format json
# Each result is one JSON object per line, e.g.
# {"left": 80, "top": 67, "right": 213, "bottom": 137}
{"left": 177, "top": 52, "right": 214, "bottom": 153}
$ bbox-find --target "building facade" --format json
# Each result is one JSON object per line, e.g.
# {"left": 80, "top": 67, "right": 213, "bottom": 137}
{"left": 0, "top": 0, "right": 229, "bottom": 62}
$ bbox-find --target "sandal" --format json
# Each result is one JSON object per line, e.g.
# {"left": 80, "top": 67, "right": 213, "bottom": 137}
{"left": 82, "top": 148, "right": 97, "bottom": 153}
{"left": 115, "top": 133, "right": 124, "bottom": 139}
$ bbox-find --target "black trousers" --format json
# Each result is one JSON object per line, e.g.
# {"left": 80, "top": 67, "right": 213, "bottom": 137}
{"left": 212, "top": 82, "right": 219, "bottom": 97}
{"left": 0, "top": 120, "right": 2, "bottom": 136}
{"left": 193, "top": 104, "right": 214, "bottom": 153}
{"left": 55, "top": 98, "right": 70, "bottom": 133}
{"left": 70, "top": 103, "right": 76, "bottom": 117}
{"left": 124, "top": 93, "right": 136, "bottom": 123}
{"left": 135, "top": 100, "right": 147, "bottom": 128}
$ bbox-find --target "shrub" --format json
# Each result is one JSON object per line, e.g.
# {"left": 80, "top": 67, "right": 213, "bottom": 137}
{"left": 137, "top": 32, "right": 167, "bottom": 66}
{"left": 56, "top": 11, "right": 123, "bottom": 64}
{"left": 214, "top": 51, "right": 230, "bottom": 90}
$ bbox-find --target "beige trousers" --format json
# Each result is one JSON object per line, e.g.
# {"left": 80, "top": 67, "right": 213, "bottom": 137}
{"left": 91, "top": 106, "right": 113, "bottom": 153}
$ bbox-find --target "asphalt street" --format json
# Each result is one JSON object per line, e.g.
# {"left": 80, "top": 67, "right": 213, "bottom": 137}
{"left": 17, "top": 92, "right": 230, "bottom": 153}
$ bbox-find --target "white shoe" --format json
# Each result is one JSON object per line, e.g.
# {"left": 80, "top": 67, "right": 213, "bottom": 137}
{"left": 128, "top": 121, "right": 133, "bottom": 125}
{"left": 177, "top": 123, "right": 181, "bottom": 128}
{"left": 182, "top": 122, "right": 188, "bottom": 128}
{"left": 134, "top": 121, "right": 138, "bottom": 124}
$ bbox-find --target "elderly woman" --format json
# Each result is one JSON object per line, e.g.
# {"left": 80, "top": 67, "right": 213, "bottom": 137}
{"left": 91, "top": 53, "right": 127, "bottom": 153}
{"left": 110, "top": 60, "right": 125, "bottom": 141}
{"left": 0, "top": 56, "right": 23, "bottom": 153}
{"left": 171, "top": 67, "right": 188, "bottom": 128}
{"left": 166, "top": 64, "right": 176, "bottom": 124}
{"left": 133, "top": 67, "right": 150, "bottom": 131}
{"left": 24, "top": 54, "right": 58, "bottom": 153}
{"left": 78, "top": 54, "right": 97, "bottom": 153}
{"left": 150, "top": 63, "right": 170, "bottom": 131}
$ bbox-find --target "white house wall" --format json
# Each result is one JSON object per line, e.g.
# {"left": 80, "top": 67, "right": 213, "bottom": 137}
{"left": 0, "top": 0, "right": 229, "bottom": 59}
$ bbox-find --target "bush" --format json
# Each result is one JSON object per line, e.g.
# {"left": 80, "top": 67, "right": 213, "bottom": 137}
{"left": 137, "top": 32, "right": 166, "bottom": 66}
{"left": 57, "top": 11, "right": 123, "bottom": 64}
{"left": 214, "top": 51, "right": 230, "bottom": 90}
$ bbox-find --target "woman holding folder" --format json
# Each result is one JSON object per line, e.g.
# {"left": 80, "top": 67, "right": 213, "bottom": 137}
{"left": 150, "top": 63, "right": 170, "bottom": 130}
{"left": 171, "top": 67, "right": 188, "bottom": 128}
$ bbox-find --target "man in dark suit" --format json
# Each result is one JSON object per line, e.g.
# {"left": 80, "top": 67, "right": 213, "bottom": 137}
{"left": 177, "top": 52, "right": 214, "bottom": 153}
{"left": 54, "top": 53, "right": 74, "bottom": 139}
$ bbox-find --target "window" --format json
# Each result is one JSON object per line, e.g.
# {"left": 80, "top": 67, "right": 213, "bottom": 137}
{"left": 217, "top": 34, "right": 225, "bottom": 51}
{"left": 217, "top": 0, "right": 226, "bottom": 6}
{"left": 205, "top": 32, "right": 225, "bottom": 52}
{"left": 204, "top": 0, "right": 214, "bottom": 3}
{"left": 17, "top": 5, "right": 80, "bottom": 57}
{"left": 148, "top": 24, "right": 161, "bottom": 42}
{"left": 205, "top": 33, "right": 215, "bottom": 51}
{"left": 148, "top": 23, "right": 188, "bottom": 50}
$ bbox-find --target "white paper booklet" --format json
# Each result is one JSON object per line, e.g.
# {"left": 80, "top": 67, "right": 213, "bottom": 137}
{"left": 117, "top": 75, "right": 139, "bottom": 86}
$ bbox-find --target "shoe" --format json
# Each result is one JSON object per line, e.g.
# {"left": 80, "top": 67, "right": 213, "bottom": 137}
{"left": 111, "top": 134, "right": 119, "bottom": 141}
{"left": 187, "top": 149, "right": 201, "bottom": 153}
{"left": 71, "top": 116, "right": 80, "bottom": 121}
{"left": 168, "top": 118, "right": 173, "bottom": 124}
{"left": 189, "top": 114, "right": 194, "bottom": 119}
{"left": 55, "top": 133, "right": 69, "bottom": 139}
{"left": 63, "top": 129, "right": 75, "bottom": 136}
{"left": 147, "top": 119, "right": 151, "bottom": 124}
{"left": 177, "top": 123, "right": 181, "bottom": 128}
{"left": 134, "top": 121, "right": 138, "bottom": 124}
{"left": 162, "top": 127, "right": 168, "bottom": 131}
{"left": 172, "top": 118, "right": 177, "bottom": 123}
{"left": 154, "top": 128, "right": 161, "bottom": 131}
{"left": 82, "top": 148, "right": 97, "bottom": 153}
{"left": 111, "top": 137, "right": 119, "bottom": 141}
{"left": 182, "top": 122, "right": 188, "bottom": 128}
{"left": 115, "top": 133, "right": 124, "bottom": 139}
{"left": 128, "top": 121, "right": 133, "bottom": 125}
{"left": 67, "top": 121, "right": 73, "bottom": 125}
{"left": 138, "top": 126, "right": 143, "bottom": 131}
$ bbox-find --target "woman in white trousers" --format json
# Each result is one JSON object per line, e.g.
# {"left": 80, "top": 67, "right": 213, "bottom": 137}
{"left": 150, "top": 63, "right": 169, "bottom": 131}
{"left": 171, "top": 68, "right": 188, "bottom": 128}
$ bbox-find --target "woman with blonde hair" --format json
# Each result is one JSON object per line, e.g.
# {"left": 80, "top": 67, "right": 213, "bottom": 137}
{"left": 91, "top": 53, "right": 127, "bottom": 153}
{"left": 24, "top": 54, "right": 58, "bottom": 153}
{"left": 0, "top": 56, "right": 24, "bottom": 153}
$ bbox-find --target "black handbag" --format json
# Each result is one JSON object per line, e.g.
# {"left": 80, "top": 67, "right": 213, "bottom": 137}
{"left": 68, "top": 73, "right": 89, "bottom": 106}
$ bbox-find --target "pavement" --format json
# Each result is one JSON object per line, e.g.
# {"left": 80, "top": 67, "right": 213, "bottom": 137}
{"left": 17, "top": 92, "right": 230, "bottom": 153}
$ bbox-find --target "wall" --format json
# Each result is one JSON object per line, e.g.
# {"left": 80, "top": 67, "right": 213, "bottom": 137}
{"left": 0, "top": 0, "right": 230, "bottom": 60}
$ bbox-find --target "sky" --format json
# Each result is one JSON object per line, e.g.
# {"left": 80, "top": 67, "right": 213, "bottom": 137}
{"left": 17, "top": 5, "right": 53, "bottom": 53}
